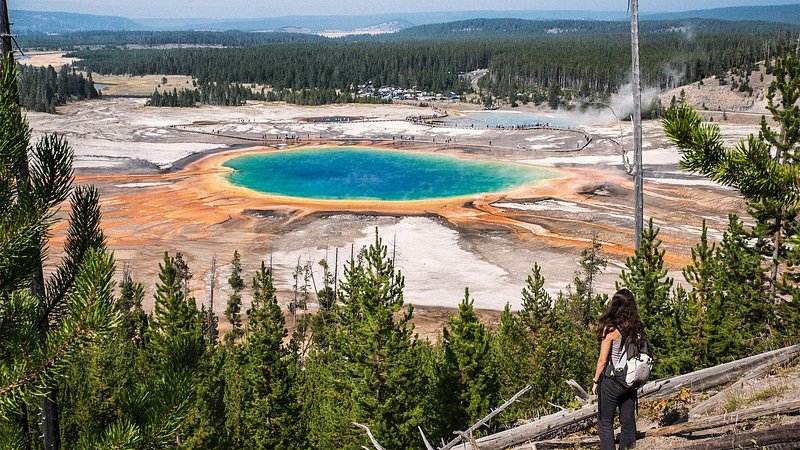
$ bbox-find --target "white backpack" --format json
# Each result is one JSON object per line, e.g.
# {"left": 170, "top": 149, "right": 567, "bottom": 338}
{"left": 606, "top": 336, "right": 654, "bottom": 389}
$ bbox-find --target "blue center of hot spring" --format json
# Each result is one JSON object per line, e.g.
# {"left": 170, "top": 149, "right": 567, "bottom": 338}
{"left": 223, "top": 147, "right": 552, "bottom": 201}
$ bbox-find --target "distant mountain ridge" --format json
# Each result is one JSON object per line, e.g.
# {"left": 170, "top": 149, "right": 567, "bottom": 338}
{"left": 358, "top": 20, "right": 415, "bottom": 33}
{"left": 9, "top": 10, "right": 142, "bottom": 33}
{"left": 645, "top": 3, "right": 800, "bottom": 24}
{"left": 381, "top": 17, "right": 798, "bottom": 41}
{"left": 9, "top": 4, "right": 800, "bottom": 35}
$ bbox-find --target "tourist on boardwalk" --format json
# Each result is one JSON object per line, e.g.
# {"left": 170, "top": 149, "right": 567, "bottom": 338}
{"left": 592, "top": 288, "right": 647, "bottom": 449}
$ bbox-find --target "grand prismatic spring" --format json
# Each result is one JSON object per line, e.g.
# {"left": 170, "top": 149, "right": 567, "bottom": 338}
{"left": 223, "top": 146, "right": 555, "bottom": 200}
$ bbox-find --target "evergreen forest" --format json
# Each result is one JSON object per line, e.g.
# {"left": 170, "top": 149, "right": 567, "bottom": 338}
{"left": 14, "top": 18, "right": 796, "bottom": 109}
{"left": 16, "top": 64, "right": 99, "bottom": 112}
{"left": 145, "top": 83, "right": 391, "bottom": 107}
{"left": 4, "top": 44, "right": 800, "bottom": 448}
{"left": 18, "top": 30, "right": 327, "bottom": 51}
{"left": 60, "top": 18, "right": 796, "bottom": 107}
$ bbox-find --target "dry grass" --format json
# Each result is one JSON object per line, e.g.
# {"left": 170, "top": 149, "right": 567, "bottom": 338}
{"left": 723, "top": 385, "right": 789, "bottom": 413}
{"left": 94, "top": 74, "right": 196, "bottom": 97}
{"left": 17, "top": 51, "right": 78, "bottom": 68}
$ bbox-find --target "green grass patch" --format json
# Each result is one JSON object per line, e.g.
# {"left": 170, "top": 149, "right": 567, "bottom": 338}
{"left": 723, "top": 386, "right": 788, "bottom": 413}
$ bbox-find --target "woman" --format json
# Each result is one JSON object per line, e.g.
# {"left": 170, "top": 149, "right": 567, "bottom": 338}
{"left": 592, "top": 288, "right": 646, "bottom": 450}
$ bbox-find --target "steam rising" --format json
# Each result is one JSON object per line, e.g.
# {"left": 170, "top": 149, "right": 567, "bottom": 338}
{"left": 554, "top": 74, "right": 671, "bottom": 126}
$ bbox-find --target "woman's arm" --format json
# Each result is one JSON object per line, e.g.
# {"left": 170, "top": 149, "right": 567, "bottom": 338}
{"left": 592, "top": 329, "right": 620, "bottom": 395}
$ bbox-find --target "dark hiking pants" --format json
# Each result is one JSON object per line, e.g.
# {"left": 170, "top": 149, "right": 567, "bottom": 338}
{"left": 597, "top": 377, "right": 637, "bottom": 450}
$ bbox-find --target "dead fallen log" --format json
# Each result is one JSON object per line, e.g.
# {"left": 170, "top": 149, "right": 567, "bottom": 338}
{"left": 355, "top": 385, "right": 531, "bottom": 450}
{"left": 640, "top": 345, "right": 800, "bottom": 401}
{"left": 672, "top": 422, "right": 800, "bottom": 450}
{"left": 525, "top": 435, "right": 600, "bottom": 449}
{"left": 689, "top": 349, "right": 800, "bottom": 418}
{"left": 566, "top": 379, "right": 591, "bottom": 406}
{"left": 529, "top": 421, "right": 800, "bottom": 450}
{"left": 644, "top": 398, "right": 800, "bottom": 438}
{"left": 440, "top": 385, "right": 531, "bottom": 450}
{"left": 465, "top": 345, "right": 800, "bottom": 450}
{"left": 467, "top": 403, "right": 600, "bottom": 450}
{"left": 354, "top": 422, "right": 386, "bottom": 450}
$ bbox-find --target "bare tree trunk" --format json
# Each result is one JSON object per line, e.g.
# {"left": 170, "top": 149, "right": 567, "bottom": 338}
{"left": 40, "top": 387, "right": 61, "bottom": 450}
{"left": 0, "top": 0, "right": 13, "bottom": 60}
{"left": 672, "top": 423, "right": 800, "bottom": 449}
{"left": 440, "top": 385, "right": 531, "bottom": 450}
{"left": 630, "top": 0, "right": 644, "bottom": 250}
{"left": 529, "top": 423, "right": 800, "bottom": 449}
{"left": 207, "top": 255, "right": 216, "bottom": 344}
{"left": 769, "top": 215, "right": 781, "bottom": 306}
{"left": 566, "top": 379, "right": 591, "bottom": 406}
{"left": 689, "top": 346, "right": 799, "bottom": 418}
{"left": 645, "top": 398, "right": 800, "bottom": 438}
{"left": 18, "top": 403, "right": 33, "bottom": 450}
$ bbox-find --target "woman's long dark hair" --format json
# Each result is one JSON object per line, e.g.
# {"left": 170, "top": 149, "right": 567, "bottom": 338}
{"left": 597, "top": 288, "right": 646, "bottom": 349}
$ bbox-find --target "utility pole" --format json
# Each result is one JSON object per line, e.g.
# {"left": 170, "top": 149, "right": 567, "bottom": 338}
{"left": 207, "top": 255, "right": 216, "bottom": 345}
{"left": 630, "top": 0, "right": 644, "bottom": 250}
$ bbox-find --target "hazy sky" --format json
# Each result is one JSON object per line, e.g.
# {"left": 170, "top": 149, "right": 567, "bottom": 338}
{"left": 14, "top": 0, "right": 796, "bottom": 19}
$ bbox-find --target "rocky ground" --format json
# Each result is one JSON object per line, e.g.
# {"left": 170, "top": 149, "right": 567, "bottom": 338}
{"left": 659, "top": 61, "right": 773, "bottom": 123}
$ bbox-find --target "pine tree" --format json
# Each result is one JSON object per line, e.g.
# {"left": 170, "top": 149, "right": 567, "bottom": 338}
{"left": 663, "top": 285, "right": 698, "bottom": 374}
{"left": 56, "top": 261, "right": 210, "bottom": 449}
{"left": 680, "top": 221, "right": 716, "bottom": 367}
{"left": 528, "top": 292, "right": 595, "bottom": 413}
{"left": 225, "top": 250, "right": 245, "bottom": 344}
{"left": 784, "top": 242, "right": 800, "bottom": 344}
{"left": 201, "top": 303, "right": 219, "bottom": 348}
{"left": 81, "top": 334, "right": 203, "bottom": 448}
{"left": 299, "top": 351, "right": 344, "bottom": 450}
{"left": 245, "top": 261, "right": 298, "bottom": 448}
{"left": 180, "top": 345, "right": 229, "bottom": 449}
{"left": 683, "top": 221, "right": 716, "bottom": 314}
{"left": 56, "top": 311, "right": 147, "bottom": 448}
{"left": 490, "top": 304, "right": 534, "bottom": 425}
{"left": 663, "top": 47, "right": 800, "bottom": 334}
{"left": 314, "top": 230, "right": 430, "bottom": 449}
{"left": 309, "top": 258, "right": 337, "bottom": 351}
{"left": 135, "top": 252, "right": 205, "bottom": 446}
{"left": 617, "top": 219, "right": 675, "bottom": 375}
{"left": 223, "top": 346, "right": 247, "bottom": 447}
{"left": 0, "top": 56, "right": 120, "bottom": 447}
{"left": 223, "top": 262, "right": 304, "bottom": 448}
{"left": 173, "top": 251, "right": 193, "bottom": 298}
{"left": 519, "top": 263, "right": 552, "bottom": 336}
{"left": 118, "top": 265, "right": 147, "bottom": 347}
{"left": 712, "top": 215, "right": 769, "bottom": 357}
{"left": 146, "top": 252, "right": 204, "bottom": 360}
{"left": 567, "top": 238, "right": 608, "bottom": 327}
{"left": 440, "top": 288, "right": 499, "bottom": 435}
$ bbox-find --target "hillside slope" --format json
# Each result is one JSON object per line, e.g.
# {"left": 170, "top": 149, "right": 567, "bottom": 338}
{"left": 658, "top": 62, "right": 774, "bottom": 121}
{"left": 11, "top": 4, "right": 800, "bottom": 35}
{"left": 645, "top": 3, "right": 800, "bottom": 25}
{"left": 9, "top": 10, "right": 142, "bottom": 33}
